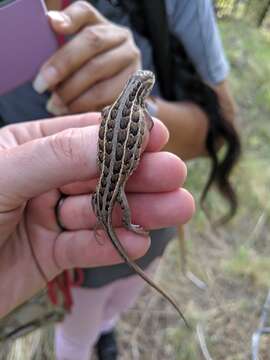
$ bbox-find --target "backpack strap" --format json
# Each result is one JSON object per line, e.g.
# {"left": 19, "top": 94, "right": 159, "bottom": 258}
{"left": 117, "top": 0, "right": 176, "bottom": 100}
{"left": 138, "top": 0, "right": 173, "bottom": 100}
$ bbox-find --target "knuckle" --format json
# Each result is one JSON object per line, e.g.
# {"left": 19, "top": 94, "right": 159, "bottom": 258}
{"left": 131, "top": 43, "right": 141, "bottom": 60}
{"left": 75, "top": 0, "right": 93, "bottom": 14}
{"left": 50, "top": 56, "right": 72, "bottom": 81}
{"left": 0, "top": 124, "right": 13, "bottom": 137}
{"left": 83, "top": 26, "right": 103, "bottom": 51}
{"left": 111, "top": 24, "right": 132, "bottom": 43}
{"left": 122, "top": 26, "right": 132, "bottom": 39}
{"left": 49, "top": 128, "right": 85, "bottom": 164}
{"left": 0, "top": 124, "right": 27, "bottom": 149}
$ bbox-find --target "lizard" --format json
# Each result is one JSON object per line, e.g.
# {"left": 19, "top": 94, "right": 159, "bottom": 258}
{"left": 91, "top": 69, "right": 189, "bottom": 328}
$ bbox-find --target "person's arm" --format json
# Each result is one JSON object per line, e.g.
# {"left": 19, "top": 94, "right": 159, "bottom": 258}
{"left": 150, "top": 78, "right": 236, "bottom": 160}
{"left": 153, "top": 98, "right": 208, "bottom": 160}
{"left": 213, "top": 79, "right": 237, "bottom": 125}
{"left": 157, "top": 0, "right": 238, "bottom": 160}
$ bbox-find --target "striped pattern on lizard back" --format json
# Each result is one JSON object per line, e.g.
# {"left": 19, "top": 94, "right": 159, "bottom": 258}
{"left": 94, "top": 77, "right": 147, "bottom": 225}
{"left": 91, "top": 70, "right": 189, "bottom": 327}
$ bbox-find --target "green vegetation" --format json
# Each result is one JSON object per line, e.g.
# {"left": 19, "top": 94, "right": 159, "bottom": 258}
{"left": 188, "top": 19, "right": 270, "bottom": 224}
{"left": 169, "top": 19, "right": 270, "bottom": 359}
{"left": 223, "top": 246, "right": 270, "bottom": 287}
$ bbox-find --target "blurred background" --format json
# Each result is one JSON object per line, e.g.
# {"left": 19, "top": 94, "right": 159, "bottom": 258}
{"left": 1, "top": 0, "right": 270, "bottom": 359}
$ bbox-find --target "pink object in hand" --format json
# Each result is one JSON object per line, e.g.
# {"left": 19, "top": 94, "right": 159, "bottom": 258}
{"left": 0, "top": 0, "right": 58, "bottom": 95}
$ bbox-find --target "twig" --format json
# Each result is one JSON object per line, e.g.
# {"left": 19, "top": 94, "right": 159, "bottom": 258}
{"left": 185, "top": 271, "right": 208, "bottom": 290}
{"left": 178, "top": 226, "right": 208, "bottom": 290}
{"left": 246, "top": 210, "right": 267, "bottom": 247}
{"left": 251, "top": 289, "right": 270, "bottom": 360}
{"left": 196, "top": 323, "right": 213, "bottom": 360}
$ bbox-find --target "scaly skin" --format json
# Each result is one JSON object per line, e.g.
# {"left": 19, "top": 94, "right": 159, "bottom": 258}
{"left": 92, "top": 70, "right": 189, "bottom": 327}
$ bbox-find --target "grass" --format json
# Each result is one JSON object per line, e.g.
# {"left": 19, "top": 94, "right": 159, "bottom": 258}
{"left": 1, "top": 19, "right": 270, "bottom": 360}
{"left": 223, "top": 246, "right": 270, "bottom": 288}
{"left": 118, "top": 19, "right": 270, "bottom": 360}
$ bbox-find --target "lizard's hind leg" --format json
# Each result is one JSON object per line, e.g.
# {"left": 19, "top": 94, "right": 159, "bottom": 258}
{"left": 93, "top": 222, "right": 106, "bottom": 245}
{"left": 117, "top": 188, "right": 148, "bottom": 236}
{"left": 91, "top": 193, "right": 105, "bottom": 245}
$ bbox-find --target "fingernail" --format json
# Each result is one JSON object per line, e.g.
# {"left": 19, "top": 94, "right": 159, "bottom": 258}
{"left": 46, "top": 94, "right": 68, "bottom": 116}
{"left": 47, "top": 11, "right": 70, "bottom": 26}
{"left": 33, "top": 66, "right": 58, "bottom": 94}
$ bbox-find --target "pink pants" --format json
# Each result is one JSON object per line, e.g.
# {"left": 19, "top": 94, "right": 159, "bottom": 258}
{"left": 54, "top": 259, "right": 159, "bottom": 360}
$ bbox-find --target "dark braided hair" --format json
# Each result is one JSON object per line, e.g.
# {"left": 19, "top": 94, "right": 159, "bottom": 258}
{"left": 171, "top": 36, "right": 241, "bottom": 223}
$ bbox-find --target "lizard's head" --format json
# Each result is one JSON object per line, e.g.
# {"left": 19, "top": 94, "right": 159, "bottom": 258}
{"left": 126, "top": 70, "right": 155, "bottom": 105}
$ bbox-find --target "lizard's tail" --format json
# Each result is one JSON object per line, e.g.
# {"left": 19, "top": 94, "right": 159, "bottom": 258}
{"left": 106, "top": 224, "right": 191, "bottom": 329}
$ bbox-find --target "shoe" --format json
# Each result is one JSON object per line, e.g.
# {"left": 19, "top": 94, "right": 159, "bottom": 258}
{"left": 96, "top": 330, "right": 118, "bottom": 360}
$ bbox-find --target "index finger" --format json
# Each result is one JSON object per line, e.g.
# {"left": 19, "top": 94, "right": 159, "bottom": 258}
{"left": 1, "top": 114, "right": 168, "bottom": 151}
{"left": 48, "top": 1, "right": 108, "bottom": 35}
{"left": 0, "top": 119, "right": 168, "bottom": 205}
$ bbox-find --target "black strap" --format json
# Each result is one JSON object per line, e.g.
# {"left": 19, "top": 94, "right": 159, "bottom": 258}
{"left": 116, "top": 0, "right": 175, "bottom": 100}
{"left": 138, "top": 0, "right": 173, "bottom": 100}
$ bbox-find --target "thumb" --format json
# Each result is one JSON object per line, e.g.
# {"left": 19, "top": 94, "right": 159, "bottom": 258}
{"left": 0, "top": 126, "right": 100, "bottom": 210}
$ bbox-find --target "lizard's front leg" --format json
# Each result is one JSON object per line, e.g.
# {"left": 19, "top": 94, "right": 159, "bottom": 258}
{"left": 117, "top": 188, "right": 148, "bottom": 236}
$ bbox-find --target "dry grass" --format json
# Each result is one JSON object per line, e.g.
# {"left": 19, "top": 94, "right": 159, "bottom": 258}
{"left": 1, "top": 19, "right": 270, "bottom": 359}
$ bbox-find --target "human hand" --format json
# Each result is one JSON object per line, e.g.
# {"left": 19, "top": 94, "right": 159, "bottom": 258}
{"left": 0, "top": 113, "right": 194, "bottom": 317}
{"left": 33, "top": 1, "right": 141, "bottom": 115}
